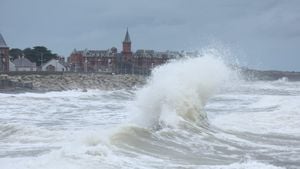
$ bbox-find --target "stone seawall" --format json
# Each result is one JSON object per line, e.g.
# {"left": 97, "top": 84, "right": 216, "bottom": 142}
{"left": 0, "top": 74, "right": 34, "bottom": 91}
{"left": 0, "top": 73, "right": 146, "bottom": 93}
{"left": 1, "top": 68, "right": 300, "bottom": 93}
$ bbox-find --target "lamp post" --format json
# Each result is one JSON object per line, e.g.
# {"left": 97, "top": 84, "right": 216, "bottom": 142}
{"left": 98, "top": 58, "right": 101, "bottom": 72}
{"left": 38, "top": 53, "right": 46, "bottom": 71}
{"left": 84, "top": 57, "right": 88, "bottom": 73}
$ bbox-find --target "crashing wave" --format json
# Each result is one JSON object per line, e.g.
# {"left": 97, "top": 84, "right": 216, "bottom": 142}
{"left": 131, "top": 48, "right": 232, "bottom": 129}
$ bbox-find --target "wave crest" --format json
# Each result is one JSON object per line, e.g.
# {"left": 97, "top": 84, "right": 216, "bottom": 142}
{"left": 132, "top": 49, "right": 232, "bottom": 128}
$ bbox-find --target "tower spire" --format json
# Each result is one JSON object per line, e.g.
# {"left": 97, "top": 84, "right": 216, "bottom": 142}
{"left": 0, "top": 33, "right": 8, "bottom": 48}
{"left": 123, "top": 28, "right": 131, "bottom": 43}
{"left": 122, "top": 28, "right": 132, "bottom": 60}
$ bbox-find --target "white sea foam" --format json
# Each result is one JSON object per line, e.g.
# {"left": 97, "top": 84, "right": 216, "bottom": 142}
{"left": 1, "top": 48, "right": 299, "bottom": 169}
{"left": 132, "top": 49, "right": 233, "bottom": 128}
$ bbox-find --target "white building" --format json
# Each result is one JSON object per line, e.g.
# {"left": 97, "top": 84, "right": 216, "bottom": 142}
{"left": 42, "top": 59, "right": 66, "bottom": 72}
{"left": 9, "top": 60, "right": 16, "bottom": 71}
{"left": 12, "top": 57, "right": 37, "bottom": 71}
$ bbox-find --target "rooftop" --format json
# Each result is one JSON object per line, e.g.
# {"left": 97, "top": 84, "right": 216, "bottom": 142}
{"left": 0, "top": 33, "right": 8, "bottom": 48}
{"left": 13, "top": 57, "right": 36, "bottom": 67}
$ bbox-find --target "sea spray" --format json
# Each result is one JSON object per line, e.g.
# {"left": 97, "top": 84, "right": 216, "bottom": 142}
{"left": 1, "top": 66, "right": 299, "bottom": 168}
{"left": 109, "top": 49, "right": 236, "bottom": 162}
{"left": 131, "top": 49, "right": 232, "bottom": 128}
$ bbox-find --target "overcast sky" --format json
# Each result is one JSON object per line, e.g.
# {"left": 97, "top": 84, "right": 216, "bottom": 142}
{"left": 0, "top": 0, "right": 299, "bottom": 71}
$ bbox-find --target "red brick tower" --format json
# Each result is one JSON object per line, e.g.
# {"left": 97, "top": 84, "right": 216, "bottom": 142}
{"left": 0, "top": 33, "right": 9, "bottom": 72}
{"left": 122, "top": 28, "right": 133, "bottom": 61}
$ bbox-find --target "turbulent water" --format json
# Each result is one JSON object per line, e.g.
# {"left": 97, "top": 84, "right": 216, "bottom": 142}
{"left": 1, "top": 52, "right": 300, "bottom": 169}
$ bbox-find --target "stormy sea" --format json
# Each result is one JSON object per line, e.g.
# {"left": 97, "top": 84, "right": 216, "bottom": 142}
{"left": 1, "top": 49, "right": 300, "bottom": 169}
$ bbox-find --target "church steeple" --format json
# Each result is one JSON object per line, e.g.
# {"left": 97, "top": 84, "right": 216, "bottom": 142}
{"left": 123, "top": 28, "right": 131, "bottom": 43}
{"left": 122, "top": 28, "right": 132, "bottom": 60}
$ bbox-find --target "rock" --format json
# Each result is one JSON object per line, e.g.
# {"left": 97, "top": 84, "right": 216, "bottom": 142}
{"left": 23, "top": 82, "right": 33, "bottom": 89}
{"left": 0, "top": 74, "right": 8, "bottom": 80}
{"left": 0, "top": 73, "right": 147, "bottom": 92}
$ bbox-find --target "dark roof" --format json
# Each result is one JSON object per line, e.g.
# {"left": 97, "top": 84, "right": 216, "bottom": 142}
{"left": 136, "top": 49, "right": 155, "bottom": 54}
{"left": 13, "top": 58, "right": 36, "bottom": 67}
{"left": 73, "top": 49, "right": 115, "bottom": 57}
{"left": 134, "top": 50, "right": 183, "bottom": 59}
{"left": 0, "top": 33, "right": 8, "bottom": 48}
{"left": 85, "top": 50, "right": 109, "bottom": 57}
{"left": 135, "top": 49, "right": 155, "bottom": 58}
{"left": 123, "top": 28, "right": 131, "bottom": 43}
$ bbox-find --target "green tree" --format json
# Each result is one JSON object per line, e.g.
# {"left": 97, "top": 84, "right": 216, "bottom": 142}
{"left": 9, "top": 48, "right": 23, "bottom": 60}
{"left": 23, "top": 46, "right": 58, "bottom": 66}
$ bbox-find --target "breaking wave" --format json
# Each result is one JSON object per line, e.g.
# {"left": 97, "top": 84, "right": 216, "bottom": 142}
{"left": 1, "top": 47, "right": 299, "bottom": 169}
{"left": 131, "top": 49, "right": 232, "bottom": 129}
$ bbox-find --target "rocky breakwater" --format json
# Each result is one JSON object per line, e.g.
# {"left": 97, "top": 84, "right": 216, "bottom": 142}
{"left": 0, "top": 73, "right": 146, "bottom": 92}
{"left": 0, "top": 74, "right": 33, "bottom": 92}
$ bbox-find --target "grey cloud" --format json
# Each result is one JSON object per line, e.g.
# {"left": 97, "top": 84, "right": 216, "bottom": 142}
{"left": 0, "top": 0, "right": 299, "bottom": 71}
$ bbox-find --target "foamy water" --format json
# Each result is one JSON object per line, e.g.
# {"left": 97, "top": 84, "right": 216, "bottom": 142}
{"left": 0, "top": 53, "right": 300, "bottom": 169}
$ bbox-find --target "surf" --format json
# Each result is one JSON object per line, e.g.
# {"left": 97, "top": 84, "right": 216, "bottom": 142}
{"left": 130, "top": 48, "right": 232, "bottom": 129}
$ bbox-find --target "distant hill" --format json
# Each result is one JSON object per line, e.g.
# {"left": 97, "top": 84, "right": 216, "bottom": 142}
{"left": 239, "top": 67, "right": 300, "bottom": 81}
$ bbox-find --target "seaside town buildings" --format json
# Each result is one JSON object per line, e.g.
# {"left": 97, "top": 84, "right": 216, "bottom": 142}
{"left": 0, "top": 33, "right": 67, "bottom": 72}
{"left": 12, "top": 57, "right": 37, "bottom": 71}
{"left": 1, "top": 30, "right": 185, "bottom": 74}
{"left": 68, "top": 29, "right": 183, "bottom": 74}
{"left": 41, "top": 58, "right": 66, "bottom": 72}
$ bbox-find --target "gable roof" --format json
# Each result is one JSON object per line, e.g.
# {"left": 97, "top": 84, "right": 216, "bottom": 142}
{"left": 0, "top": 33, "right": 8, "bottom": 48}
{"left": 13, "top": 58, "right": 36, "bottom": 67}
{"left": 41, "top": 58, "right": 66, "bottom": 68}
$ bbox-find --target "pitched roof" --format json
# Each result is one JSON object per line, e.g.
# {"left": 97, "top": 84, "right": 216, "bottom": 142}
{"left": 0, "top": 33, "right": 8, "bottom": 48}
{"left": 13, "top": 58, "right": 36, "bottom": 67}
{"left": 41, "top": 58, "right": 66, "bottom": 68}
{"left": 123, "top": 28, "right": 131, "bottom": 43}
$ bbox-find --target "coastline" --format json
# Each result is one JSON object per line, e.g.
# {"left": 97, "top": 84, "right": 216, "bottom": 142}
{"left": 1, "top": 68, "right": 300, "bottom": 93}
{"left": 0, "top": 73, "right": 146, "bottom": 93}
{"left": 240, "top": 68, "right": 300, "bottom": 81}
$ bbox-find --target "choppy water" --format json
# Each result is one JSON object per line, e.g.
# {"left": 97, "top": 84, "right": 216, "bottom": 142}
{"left": 1, "top": 55, "right": 300, "bottom": 169}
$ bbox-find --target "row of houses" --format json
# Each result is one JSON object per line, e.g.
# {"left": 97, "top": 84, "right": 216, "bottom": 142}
{"left": 67, "top": 29, "right": 184, "bottom": 74}
{"left": 0, "top": 33, "right": 67, "bottom": 72}
{"left": 1, "top": 30, "right": 197, "bottom": 74}
{"left": 9, "top": 57, "right": 67, "bottom": 72}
